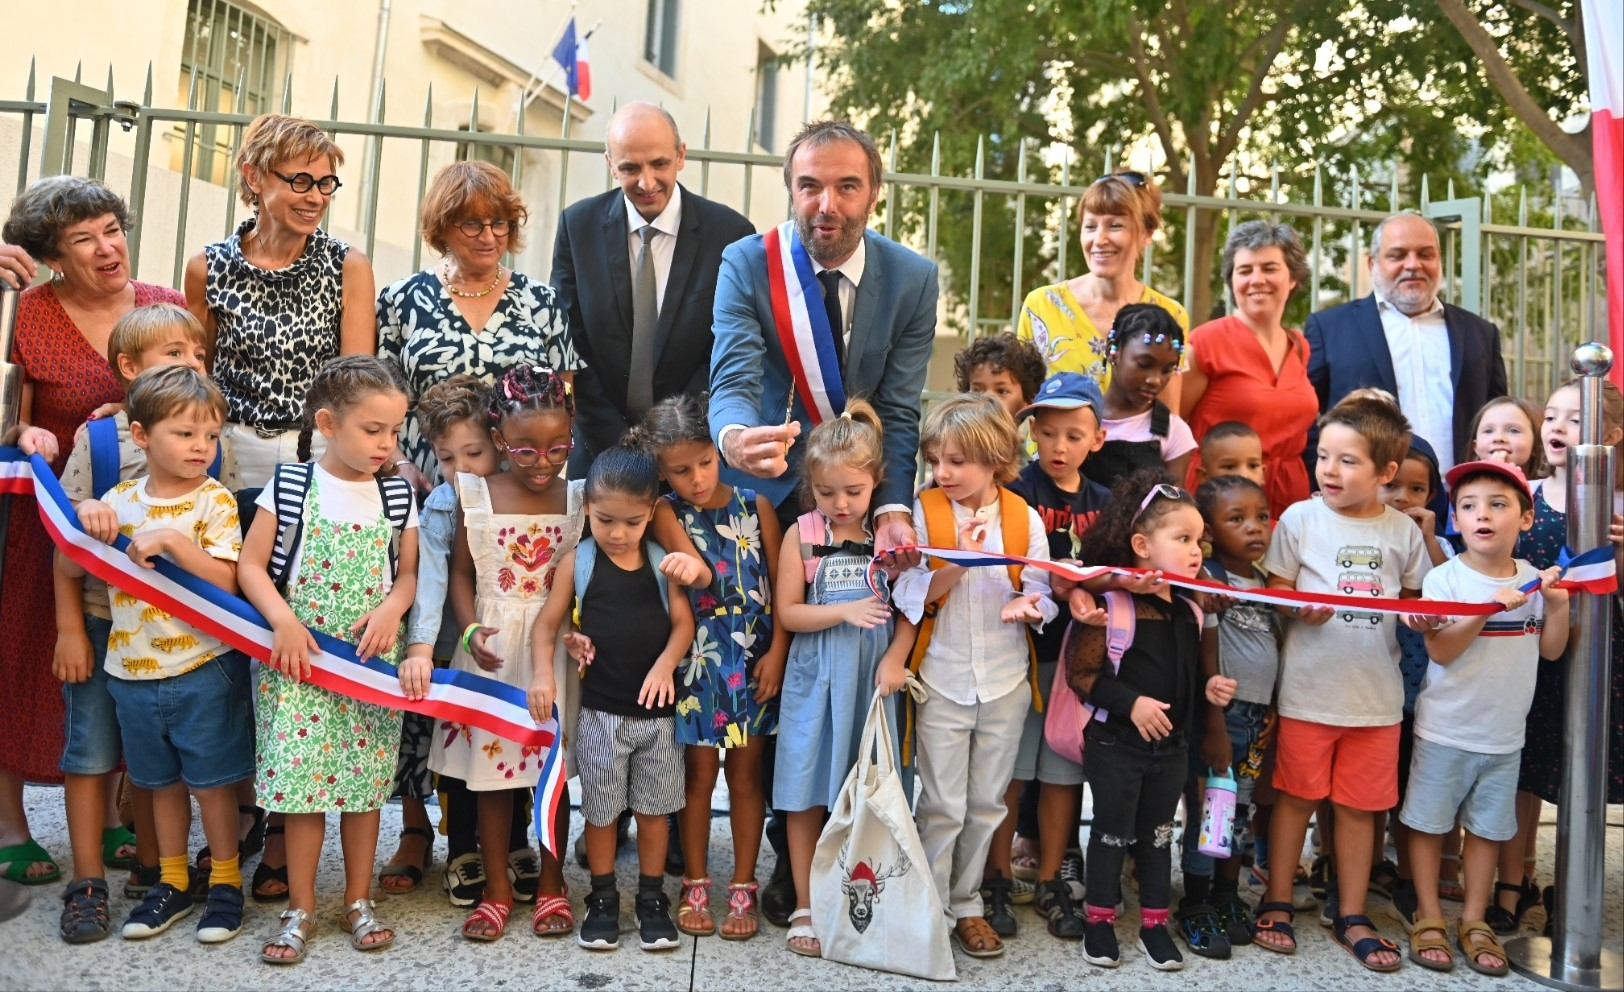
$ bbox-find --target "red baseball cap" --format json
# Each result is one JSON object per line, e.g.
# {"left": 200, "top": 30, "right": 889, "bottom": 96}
{"left": 1443, "top": 459, "right": 1533, "bottom": 503}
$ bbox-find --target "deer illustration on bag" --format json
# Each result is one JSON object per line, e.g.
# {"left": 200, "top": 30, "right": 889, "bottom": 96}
{"left": 838, "top": 840, "right": 912, "bottom": 934}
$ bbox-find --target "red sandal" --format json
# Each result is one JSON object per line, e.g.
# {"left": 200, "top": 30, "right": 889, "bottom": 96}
{"left": 461, "top": 899, "right": 512, "bottom": 942}
{"left": 532, "top": 893, "right": 574, "bottom": 937}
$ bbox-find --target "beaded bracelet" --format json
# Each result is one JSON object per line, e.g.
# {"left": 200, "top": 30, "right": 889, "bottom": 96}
{"left": 461, "top": 623, "right": 482, "bottom": 653}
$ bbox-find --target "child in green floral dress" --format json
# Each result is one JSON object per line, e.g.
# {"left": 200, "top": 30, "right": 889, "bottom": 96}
{"left": 238, "top": 356, "right": 419, "bottom": 965}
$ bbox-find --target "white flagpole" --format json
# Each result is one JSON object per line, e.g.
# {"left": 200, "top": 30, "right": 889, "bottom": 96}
{"left": 514, "top": 1, "right": 580, "bottom": 124}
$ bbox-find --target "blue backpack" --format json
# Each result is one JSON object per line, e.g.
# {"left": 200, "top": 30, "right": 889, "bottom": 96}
{"left": 87, "top": 415, "right": 222, "bottom": 499}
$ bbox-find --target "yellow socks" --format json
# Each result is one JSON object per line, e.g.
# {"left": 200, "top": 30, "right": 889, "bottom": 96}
{"left": 159, "top": 854, "right": 190, "bottom": 892}
{"left": 209, "top": 852, "right": 242, "bottom": 889}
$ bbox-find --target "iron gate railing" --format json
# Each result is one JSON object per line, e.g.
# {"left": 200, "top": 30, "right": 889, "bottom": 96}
{"left": 0, "top": 61, "right": 1607, "bottom": 402}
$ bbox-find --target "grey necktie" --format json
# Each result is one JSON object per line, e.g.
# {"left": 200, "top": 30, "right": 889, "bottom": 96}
{"left": 627, "top": 225, "right": 658, "bottom": 420}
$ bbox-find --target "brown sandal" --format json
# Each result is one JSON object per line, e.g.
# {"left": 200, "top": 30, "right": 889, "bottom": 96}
{"left": 953, "top": 915, "right": 1005, "bottom": 957}
{"left": 1459, "top": 920, "right": 1510, "bottom": 977}
{"left": 719, "top": 881, "right": 759, "bottom": 941}
{"left": 1408, "top": 917, "right": 1455, "bottom": 971}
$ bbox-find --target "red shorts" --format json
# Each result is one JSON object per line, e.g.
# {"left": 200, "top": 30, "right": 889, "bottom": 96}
{"left": 1271, "top": 717, "right": 1400, "bottom": 812}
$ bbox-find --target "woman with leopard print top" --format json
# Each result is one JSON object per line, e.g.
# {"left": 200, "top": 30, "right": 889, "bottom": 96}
{"left": 184, "top": 113, "right": 377, "bottom": 489}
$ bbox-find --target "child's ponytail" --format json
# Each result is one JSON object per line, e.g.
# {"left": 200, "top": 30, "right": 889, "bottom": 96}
{"left": 799, "top": 397, "right": 885, "bottom": 508}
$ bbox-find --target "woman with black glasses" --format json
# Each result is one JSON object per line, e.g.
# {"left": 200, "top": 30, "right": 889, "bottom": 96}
{"left": 1015, "top": 171, "right": 1190, "bottom": 410}
{"left": 185, "top": 112, "right": 377, "bottom": 489}
{"left": 377, "top": 161, "right": 581, "bottom": 493}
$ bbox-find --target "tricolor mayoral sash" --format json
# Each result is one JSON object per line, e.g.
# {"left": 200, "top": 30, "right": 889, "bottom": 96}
{"left": 764, "top": 220, "right": 846, "bottom": 425}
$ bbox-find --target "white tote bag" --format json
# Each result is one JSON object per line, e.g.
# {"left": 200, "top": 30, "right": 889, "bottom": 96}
{"left": 810, "top": 685, "right": 956, "bottom": 981}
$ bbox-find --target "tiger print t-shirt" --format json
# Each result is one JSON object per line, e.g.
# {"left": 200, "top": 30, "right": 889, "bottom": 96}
{"left": 103, "top": 476, "right": 242, "bottom": 680}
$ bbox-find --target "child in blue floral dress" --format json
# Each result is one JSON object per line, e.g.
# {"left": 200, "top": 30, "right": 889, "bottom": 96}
{"left": 631, "top": 394, "right": 788, "bottom": 941}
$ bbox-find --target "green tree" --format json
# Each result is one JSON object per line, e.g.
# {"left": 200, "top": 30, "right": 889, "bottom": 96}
{"left": 785, "top": 0, "right": 1583, "bottom": 329}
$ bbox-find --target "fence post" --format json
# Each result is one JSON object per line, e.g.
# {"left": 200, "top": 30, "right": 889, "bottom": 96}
{"left": 1506, "top": 343, "right": 1622, "bottom": 992}
{"left": 1424, "top": 197, "right": 1482, "bottom": 315}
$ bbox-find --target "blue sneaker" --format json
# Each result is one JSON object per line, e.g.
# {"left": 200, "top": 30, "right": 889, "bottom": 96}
{"left": 122, "top": 882, "right": 192, "bottom": 939}
{"left": 196, "top": 884, "right": 244, "bottom": 943}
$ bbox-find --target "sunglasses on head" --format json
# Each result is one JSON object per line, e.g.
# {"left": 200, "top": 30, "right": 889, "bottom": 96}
{"left": 1093, "top": 170, "right": 1148, "bottom": 187}
{"left": 1130, "top": 483, "right": 1189, "bottom": 528}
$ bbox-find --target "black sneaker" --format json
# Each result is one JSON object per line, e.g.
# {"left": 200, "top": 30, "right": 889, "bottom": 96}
{"left": 121, "top": 882, "right": 193, "bottom": 939}
{"left": 1139, "top": 923, "right": 1186, "bottom": 971}
{"left": 195, "top": 884, "right": 244, "bottom": 944}
{"left": 1034, "top": 879, "right": 1085, "bottom": 939}
{"left": 1213, "top": 889, "right": 1255, "bottom": 946}
{"left": 443, "top": 852, "right": 485, "bottom": 908}
{"left": 1082, "top": 918, "right": 1120, "bottom": 967}
{"left": 1175, "top": 903, "right": 1230, "bottom": 959}
{"left": 507, "top": 848, "right": 540, "bottom": 904}
{"left": 636, "top": 891, "right": 680, "bottom": 951}
{"left": 579, "top": 889, "right": 620, "bottom": 950}
{"left": 1368, "top": 858, "right": 1400, "bottom": 901}
{"left": 1059, "top": 850, "right": 1086, "bottom": 902}
{"left": 981, "top": 871, "right": 1018, "bottom": 937}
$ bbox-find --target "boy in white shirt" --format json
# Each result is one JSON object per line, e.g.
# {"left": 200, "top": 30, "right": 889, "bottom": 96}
{"left": 1400, "top": 460, "right": 1568, "bottom": 976}
{"left": 888, "top": 393, "right": 1057, "bottom": 959}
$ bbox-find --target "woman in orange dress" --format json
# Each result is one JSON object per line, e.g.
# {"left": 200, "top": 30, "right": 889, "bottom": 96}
{"left": 1180, "top": 221, "right": 1317, "bottom": 517}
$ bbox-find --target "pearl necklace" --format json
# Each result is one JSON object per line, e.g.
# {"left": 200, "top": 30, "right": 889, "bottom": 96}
{"left": 443, "top": 263, "right": 504, "bottom": 298}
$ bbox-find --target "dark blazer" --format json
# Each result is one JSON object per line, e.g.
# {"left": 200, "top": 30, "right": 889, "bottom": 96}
{"left": 551, "top": 184, "right": 754, "bottom": 463}
{"left": 708, "top": 228, "right": 940, "bottom": 510}
{"left": 1304, "top": 294, "right": 1508, "bottom": 466}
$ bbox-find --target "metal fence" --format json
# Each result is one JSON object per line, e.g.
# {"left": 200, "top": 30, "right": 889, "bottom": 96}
{"left": 0, "top": 62, "right": 1607, "bottom": 402}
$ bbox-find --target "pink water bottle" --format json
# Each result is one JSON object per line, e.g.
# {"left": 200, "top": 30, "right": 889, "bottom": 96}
{"left": 1197, "top": 769, "right": 1238, "bottom": 859}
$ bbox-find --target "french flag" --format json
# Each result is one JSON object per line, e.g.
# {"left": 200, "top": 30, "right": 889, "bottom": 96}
{"left": 552, "top": 17, "right": 592, "bottom": 101}
{"left": 1582, "top": 0, "right": 1622, "bottom": 387}
{"left": 1556, "top": 544, "right": 1619, "bottom": 596}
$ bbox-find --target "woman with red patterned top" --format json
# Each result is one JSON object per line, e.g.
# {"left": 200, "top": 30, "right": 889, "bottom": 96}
{"left": 0, "top": 177, "right": 183, "bottom": 885}
{"left": 1180, "top": 221, "right": 1319, "bottom": 518}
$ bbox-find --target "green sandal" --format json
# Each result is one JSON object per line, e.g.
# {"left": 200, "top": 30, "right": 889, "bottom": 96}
{"left": 101, "top": 825, "right": 137, "bottom": 869}
{"left": 0, "top": 838, "right": 62, "bottom": 885}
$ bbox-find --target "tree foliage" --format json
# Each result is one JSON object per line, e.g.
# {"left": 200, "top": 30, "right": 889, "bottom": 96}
{"left": 780, "top": 0, "right": 1590, "bottom": 330}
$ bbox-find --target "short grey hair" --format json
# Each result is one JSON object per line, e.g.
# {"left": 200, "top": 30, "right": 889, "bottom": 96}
{"left": 1220, "top": 220, "right": 1310, "bottom": 303}
{"left": 782, "top": 120, "right": 882, "bottom": 193}
{"left": 1, "top": 175, "right": 132, "bottom": 262}
{"left": 1369, "top": 210, "right": 1440, "bottom": 257}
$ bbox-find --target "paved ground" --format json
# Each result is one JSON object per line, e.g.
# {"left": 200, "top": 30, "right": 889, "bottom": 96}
{"left": 4, "top": 784, "right": 1620, "bottom": 991}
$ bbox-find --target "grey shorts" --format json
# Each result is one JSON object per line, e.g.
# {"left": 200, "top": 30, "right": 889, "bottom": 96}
{"left": 576, "top": 707, "right": 684, "bottom": 827}
{"left": 1012, "top": 662, "right": 1086, "bottom": 787}
{"left": 1398, "top": 736, "right": 1520, "bottom": 841}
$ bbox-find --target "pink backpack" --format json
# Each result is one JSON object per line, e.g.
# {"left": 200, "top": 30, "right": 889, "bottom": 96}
{"left": 1043, "top": 589, "right": 1203, "bottom": 764}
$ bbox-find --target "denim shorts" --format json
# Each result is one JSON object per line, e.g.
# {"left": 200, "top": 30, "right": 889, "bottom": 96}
{"left": 59, "top": 616, "right": 122, "bottom": 776}
{"left": 1012, "top": 661, "right": 1086, "bottom": 786}
{"left": 1398, "top": 736, "right": 1520, "bottom": 841}
{"left": 106, "top": 650, "right": 255, "bottom": 790}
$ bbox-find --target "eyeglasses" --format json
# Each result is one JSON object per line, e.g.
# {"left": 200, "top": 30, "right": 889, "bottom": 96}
{"left": 1093, "top": 170, "right": 1148, "bottom": 187}
{"left": 500, "top": 436, "right": 573, "bottom": 467}
{"left": 270, "top": 171, "right": 343, "bottom": 195}
{"left": 1130, "top": 483, "right": 1188, "bottom": 527}
{"left": 456, "top": 218, "right": 512, "bottom": 238}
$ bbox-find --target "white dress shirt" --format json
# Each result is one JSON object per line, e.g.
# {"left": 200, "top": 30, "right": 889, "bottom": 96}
{"left": 623, "top": 183, "right": 683, "bottom": 315}
{"left": 1375, "top": 287, "right": 1455, "bottom": 473}
{"left": 892, "top": 494, "right": 1058, "bottom": 706}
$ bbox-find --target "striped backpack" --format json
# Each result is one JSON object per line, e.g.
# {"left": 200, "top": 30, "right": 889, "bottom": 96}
{"left": 265, "top": 462, "right": 414, "bottom": 592}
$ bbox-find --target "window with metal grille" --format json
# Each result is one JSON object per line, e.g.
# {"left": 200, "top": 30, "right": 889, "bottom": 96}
{"left": 643, "top": 0, "right": 681, "bottom": 78}
{"left": 174, "top": 0, "right": 293, "bottom": 184}
{"left": 755, "top": 43, "right": 779, "bottom": 153}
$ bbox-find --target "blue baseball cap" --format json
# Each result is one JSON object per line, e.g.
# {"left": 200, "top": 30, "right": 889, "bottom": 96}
{"left": 1017, "top": 371, "right": 1105, "bottom": 422}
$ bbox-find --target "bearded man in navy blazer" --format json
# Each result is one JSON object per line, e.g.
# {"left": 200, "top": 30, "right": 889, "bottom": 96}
{"left": 553, "top": 102, "right": 754, "bottom": 469}
{"left": 1304, "top": 212, "right": 1507, "bottom": 483}
{"left": 709, "top": 119, "right": 938, "bottom": 553}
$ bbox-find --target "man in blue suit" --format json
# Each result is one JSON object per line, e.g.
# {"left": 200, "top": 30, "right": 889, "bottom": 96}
{"left": 709, "top": 120, "right": 938, "bottom": 551}
{"left": 707, "top": 121, "right": 937, "bottom": 931}
{"left": 1304, "top": 212, "right": 1507, "bottom": 493}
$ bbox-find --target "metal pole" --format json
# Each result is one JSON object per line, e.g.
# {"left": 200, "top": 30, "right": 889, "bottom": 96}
{"left": 0, "top": 281, "right": 29, "bottom": 921}
{"left": 1506, "top": 342, "right": 1621, "bottom": 992}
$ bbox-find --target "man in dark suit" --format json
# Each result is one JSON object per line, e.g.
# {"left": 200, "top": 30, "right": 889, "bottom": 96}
{"left": 1304, "top": 212, "right": 1507, "bottom": 501}
{"left": 552, "top": 101, "right": 754, "bottom": 471}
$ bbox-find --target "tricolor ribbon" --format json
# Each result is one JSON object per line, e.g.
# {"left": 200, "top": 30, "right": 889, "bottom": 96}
{"left": 764, "top": 220, "right": 845, "bottom": 425}
{"left": 872, "top": 544, "right": 1617, "bottom": 616}
{"left": 0, "top": 448, "right": 568, "bottom": 855}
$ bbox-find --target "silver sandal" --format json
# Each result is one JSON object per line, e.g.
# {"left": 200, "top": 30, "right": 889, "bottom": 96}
{"left": 340, "top": 897, "right": 394, "bottom": 952}
{"left": 261, "top": 907, "right": 316, "bottom": 965}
